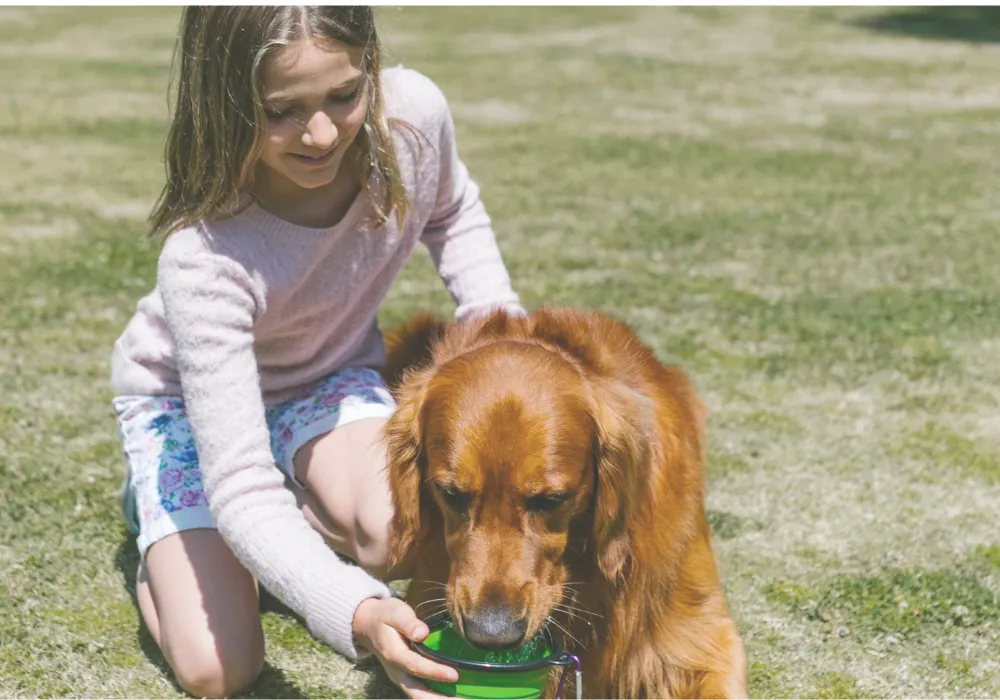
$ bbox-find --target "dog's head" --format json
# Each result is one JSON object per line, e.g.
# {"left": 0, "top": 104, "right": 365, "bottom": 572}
{"left": 385, "top": 319, "right": 657, "bottom": 650}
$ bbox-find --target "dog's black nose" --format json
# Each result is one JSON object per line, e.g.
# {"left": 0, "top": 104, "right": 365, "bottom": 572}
{"left": 462, "top": 605, "right": 528, "bottom": 650}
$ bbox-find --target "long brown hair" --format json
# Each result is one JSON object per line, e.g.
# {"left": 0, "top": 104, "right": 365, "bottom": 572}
{"left": 149, "top": 6, "right": 411, "bottom": 235}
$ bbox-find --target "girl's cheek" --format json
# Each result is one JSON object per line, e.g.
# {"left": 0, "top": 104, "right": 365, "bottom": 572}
{"left": 348, "top": 96, "right": 368, "bottom": 126}
{"left": 269, "top": 124, "right": 291, "bottom": 140}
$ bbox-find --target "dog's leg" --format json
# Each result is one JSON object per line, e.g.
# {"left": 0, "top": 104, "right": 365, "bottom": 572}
{"left": 691, "top": 618, "right": 748, "bottom": 699}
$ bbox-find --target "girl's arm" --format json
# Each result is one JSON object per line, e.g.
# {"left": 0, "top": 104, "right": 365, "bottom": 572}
{"left": 419, "top": 94, "right": 525, "bottom": 322}
{"left": 158, "top": 243, "right": 392, "bottom": 660}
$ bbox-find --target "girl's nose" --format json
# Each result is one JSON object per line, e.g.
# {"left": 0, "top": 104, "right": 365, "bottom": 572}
{"left": 302, "top": 110, "right": 337, "bottom": 150}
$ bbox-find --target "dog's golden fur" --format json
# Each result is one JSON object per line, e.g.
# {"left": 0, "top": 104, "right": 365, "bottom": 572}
{"left": 381, "top": 307, "right": 747, "bottom": 698}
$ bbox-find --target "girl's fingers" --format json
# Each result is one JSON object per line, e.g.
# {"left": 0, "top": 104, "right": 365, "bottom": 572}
{"left": 394, "top": 670, "right": 452, "bottom": 699}
{"left": 404, "top": 649, "right": 460, "bottom": 684}
{"left": 380, "top": 628, "right": 459, "bottom": 683}
{"left": 385, "top": 639, "right": 458, "bottom": 683}
{"left": 385, "top": 598, "right": 430, "bottom": 642}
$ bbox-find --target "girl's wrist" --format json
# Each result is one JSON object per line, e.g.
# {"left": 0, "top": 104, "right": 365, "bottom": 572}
{"left": 352, "top": 596, "right": 381, "bottom": 651}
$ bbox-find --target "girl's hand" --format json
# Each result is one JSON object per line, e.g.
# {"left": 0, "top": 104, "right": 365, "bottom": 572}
{"left": 353, "top": 597, "right": 460, "bottom": 699}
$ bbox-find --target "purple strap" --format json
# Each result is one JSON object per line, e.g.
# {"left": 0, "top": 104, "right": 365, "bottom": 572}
{"left": 554, "top": 654, "right": 582, "bottom": 700}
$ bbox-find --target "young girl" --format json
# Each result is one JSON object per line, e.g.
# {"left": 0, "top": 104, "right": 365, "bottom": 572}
{"left": 110, "top": 6, "right": 523, "bottom": 698}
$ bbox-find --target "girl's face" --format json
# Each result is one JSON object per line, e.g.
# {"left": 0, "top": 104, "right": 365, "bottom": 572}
{"left": 256, "top": 38, "right": 368, "bottom": 194}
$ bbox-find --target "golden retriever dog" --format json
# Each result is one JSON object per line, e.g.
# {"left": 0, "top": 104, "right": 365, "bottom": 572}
{"left": 381, "top": 307, "right": 747, "bottom": 699}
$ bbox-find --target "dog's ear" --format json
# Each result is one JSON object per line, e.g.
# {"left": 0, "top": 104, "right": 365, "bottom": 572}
{"left": 588, "top": 378, "right": 656, "bottom": 583}
{"left": 383, "top": 365, "right": 434, "bottom": 570}
{"left": 380, "top": 314, "right": 447, "bottom": 391}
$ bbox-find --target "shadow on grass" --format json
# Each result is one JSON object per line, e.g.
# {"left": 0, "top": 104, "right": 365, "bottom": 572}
{"left": 848, "top": 6, "right": 1000, "bottom": 44}
{"left": 354, "top": 657, "right": 400, "bottom": 699}
{"left": 114, "top": 536, "right": 308, "bottom": 699}
{"left": 258, "top": 583, "right": 399, "bottom": 698}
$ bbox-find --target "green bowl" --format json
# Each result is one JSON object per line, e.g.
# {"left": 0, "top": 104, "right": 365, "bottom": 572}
{"left": 411, "top": 611, "right": 574, "bottom": 699}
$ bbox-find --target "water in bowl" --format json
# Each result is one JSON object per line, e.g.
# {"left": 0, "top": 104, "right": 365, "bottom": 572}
{"left": 429, "top": 621, "right": 551, "bottom": 664}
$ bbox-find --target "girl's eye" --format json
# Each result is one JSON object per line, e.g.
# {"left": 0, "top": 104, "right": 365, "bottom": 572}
{"left": 264, "top": 85, "right": 360, "bottom": 122}
{"left": 328, "top": 86, "right": 361, "bottom": 104}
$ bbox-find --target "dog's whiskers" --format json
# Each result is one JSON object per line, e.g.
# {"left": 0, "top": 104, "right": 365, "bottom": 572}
{"left": 552, "top": 601, "right": 602, "bottom": 622}
{"left": 545, "top": 615, "right": 586, "bottom": 650}
{"left": 414, "top": 597, "right": 449, "bottom": 612}
{"left": 412, "top": 579, "right": 449, "bottom": 592}
{"left": 542, "top": 582, "right": 586, "bottom": 601}
{"left": 420, "top": 606, "right": 449, "bottom": 621}
{"left": 554, "top": 591, "right": 601, "bottom": 617}
{"left": 416, "top": 602, "right": 449, "bottom": 619}
{"left": 551, "top": 604, "right": 590, "bottom": 628}
{"left": 546, "top": 581, "right": 588, "bottom": 588}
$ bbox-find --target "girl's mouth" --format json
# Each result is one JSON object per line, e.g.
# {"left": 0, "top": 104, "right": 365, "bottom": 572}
{"left": 291, "top": 147, "right": 337, "bottom": 167}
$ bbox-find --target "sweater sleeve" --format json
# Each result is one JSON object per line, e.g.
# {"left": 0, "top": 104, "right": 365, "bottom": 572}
{"left": 419, "top": 92, "right": 525, "bottom": 322}
{"left": 157, "top": 246, "right": 392, "bottom": 661}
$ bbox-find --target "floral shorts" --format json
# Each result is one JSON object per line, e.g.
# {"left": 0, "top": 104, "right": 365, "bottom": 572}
{"left": 113, "top": 367, "right": 397, "bottom": 557}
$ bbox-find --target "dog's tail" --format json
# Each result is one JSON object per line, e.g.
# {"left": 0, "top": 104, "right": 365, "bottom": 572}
{"left": 380, "top": 313, "right": 448, "bottom": 391}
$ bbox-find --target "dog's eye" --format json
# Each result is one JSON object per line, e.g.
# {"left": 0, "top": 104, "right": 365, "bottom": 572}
{"left": 438, "top": 485, "right": 470, "bottom": 513}
{"left": 526, "top": 492, "right": 570, "bottom": 513}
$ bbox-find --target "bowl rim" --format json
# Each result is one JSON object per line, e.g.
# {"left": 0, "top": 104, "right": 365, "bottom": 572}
{"left": 412, "top": 611, "right": 566, "bottom": 674}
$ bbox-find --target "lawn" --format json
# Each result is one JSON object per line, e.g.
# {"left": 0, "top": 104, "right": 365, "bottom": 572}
{"left": 1, "top": 6, "right": 999, "bottom": 698}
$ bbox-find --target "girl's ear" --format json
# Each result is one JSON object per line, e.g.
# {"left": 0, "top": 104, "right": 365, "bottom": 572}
{"left": 383, "top": 365, "right": 434, "bottom": 570}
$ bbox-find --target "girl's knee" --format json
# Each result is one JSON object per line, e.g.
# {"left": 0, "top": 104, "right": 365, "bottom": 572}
{"left": 172, "top": 647, "right": 264, "bottom": 698}
{"left": 168, "top": 626, "right": 264, "bottom": 698}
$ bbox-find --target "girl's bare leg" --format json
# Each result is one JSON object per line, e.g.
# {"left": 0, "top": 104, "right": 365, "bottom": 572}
{"left": 292, "top": 417, "right": 412, "bottom": 580}
{"left": 136, "top": 529, "right": 265, "bottom": 698}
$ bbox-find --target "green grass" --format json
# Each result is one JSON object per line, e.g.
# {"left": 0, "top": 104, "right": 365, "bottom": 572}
{"left": 2, "top": 5, "right": 1000, "bottom": 698}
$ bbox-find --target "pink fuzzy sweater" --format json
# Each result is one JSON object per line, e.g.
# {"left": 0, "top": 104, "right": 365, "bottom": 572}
{"left": 110, "top": 67, "right": 523, "bottom": 659}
